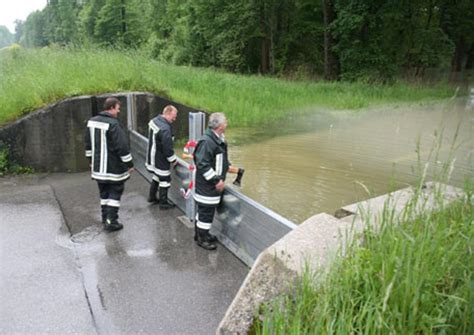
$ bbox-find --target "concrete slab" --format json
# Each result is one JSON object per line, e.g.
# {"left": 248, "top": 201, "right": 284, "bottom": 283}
{"left": 1, "top": 172, "right": 248, "bottom": 334}
{"left": 339, "top": 181, "right": 465, "bottom": 224}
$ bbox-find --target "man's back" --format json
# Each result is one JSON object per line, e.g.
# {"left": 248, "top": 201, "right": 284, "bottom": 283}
{"left": 85, "top": 111, "right": 131, "bottom": 182}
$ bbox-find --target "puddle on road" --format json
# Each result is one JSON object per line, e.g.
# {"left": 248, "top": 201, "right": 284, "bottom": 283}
{"left": 126, "top": 248, "right": 155, "bottom": 257}
{"left": 71, "top": 225, "right": 103, "bottom": 243}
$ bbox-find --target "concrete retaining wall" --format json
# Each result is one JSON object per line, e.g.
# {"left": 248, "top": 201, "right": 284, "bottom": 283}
{"left": 0, "top": 96, "right": 94, "bottom": 172}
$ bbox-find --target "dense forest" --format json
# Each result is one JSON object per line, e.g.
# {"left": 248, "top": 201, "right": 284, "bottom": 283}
{"left": 1, "top": 0, "right": 473, "bottom": 82}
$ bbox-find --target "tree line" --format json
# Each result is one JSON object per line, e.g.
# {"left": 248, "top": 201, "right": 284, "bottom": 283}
{"left": 1, "top": 0, "right": 473, "bottom": 82}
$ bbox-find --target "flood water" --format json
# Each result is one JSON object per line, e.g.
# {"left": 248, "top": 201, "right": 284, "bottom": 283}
{"left": 226, "top": 98, "right": 473, "bottom": 223}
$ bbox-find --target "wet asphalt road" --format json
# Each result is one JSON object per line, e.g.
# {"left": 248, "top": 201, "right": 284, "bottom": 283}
{"left": 0, "top": 172, "right": 248, "bottom": 335}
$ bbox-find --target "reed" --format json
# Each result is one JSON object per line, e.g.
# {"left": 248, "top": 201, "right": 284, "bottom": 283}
{"left": 0, "top": 46, "right": 458, "bottom": 126}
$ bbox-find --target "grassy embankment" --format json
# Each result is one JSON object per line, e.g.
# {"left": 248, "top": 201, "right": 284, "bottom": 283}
{"left": 253, "top": 173, "right": 473, "bottom": 334}
{"left": 0, "top": 46, "right": 460, "bottom": 127}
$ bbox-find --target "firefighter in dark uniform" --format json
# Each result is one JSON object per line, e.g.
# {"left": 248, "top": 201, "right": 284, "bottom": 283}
{"left": 193, "top": 112, "right": 231, "bottom": 250}
{"left": 84, "top": 97, "right": 134, "bottom": 232}
{"left": 146, "top": 105, "right": 178, "bottom": 210}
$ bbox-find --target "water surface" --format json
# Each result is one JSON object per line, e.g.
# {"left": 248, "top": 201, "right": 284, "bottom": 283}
{"left": 226, "top": 99, "right": 473, "bottom": 223}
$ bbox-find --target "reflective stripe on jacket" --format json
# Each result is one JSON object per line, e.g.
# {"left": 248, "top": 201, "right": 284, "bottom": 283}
{"left": 193, "top": 128, "right": 230, "bottom": 205}
{"left": 146, "top": 115, "right": 177, "bottom": 176}
{"left": 84, "top": 112, "right": 133, "bottom": 183}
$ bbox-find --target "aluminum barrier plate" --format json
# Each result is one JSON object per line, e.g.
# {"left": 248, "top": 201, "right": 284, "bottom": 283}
{"left": 130, "top": 130, "right": 297, "bottom": 266}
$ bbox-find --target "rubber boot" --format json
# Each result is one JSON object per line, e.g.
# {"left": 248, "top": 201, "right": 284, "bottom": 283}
{"left": 159, "top": 188, "right": 175, "bottom": 210}
{"left": 147, "top": 180, "right": 160, "bottom": 204}
{"left": 101, "top": 205, "right": 108, "bottom": 224}
{"left": 196, "top": 227, "right": 217, "bottom": 250}
{"left": 194, "top": 225, "right": 217, "bottom": 242}
{"left": 104, "top": 207, "right": 123, "bottom": 232}
{"left": 104, "top": 218, "right": 123, "bottom": 232}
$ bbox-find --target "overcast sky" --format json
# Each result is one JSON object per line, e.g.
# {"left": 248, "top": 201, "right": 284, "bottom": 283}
{"left": 0, "top": 0, "right": 47, "bottom": 33}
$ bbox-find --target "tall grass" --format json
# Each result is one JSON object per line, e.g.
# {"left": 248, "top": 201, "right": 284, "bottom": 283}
{"left": 0, "top": 46, "right": 459, "bottom": 126}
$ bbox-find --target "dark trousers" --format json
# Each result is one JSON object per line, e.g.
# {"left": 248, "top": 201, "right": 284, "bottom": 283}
{"left": 152, "top": 173, "right": 171, "bottom": 189}
{"left": 196, "top": 204, "right": 216, "bottom": 230}
{"left": 98, "top": 182, "right": 125, "bottom": 223}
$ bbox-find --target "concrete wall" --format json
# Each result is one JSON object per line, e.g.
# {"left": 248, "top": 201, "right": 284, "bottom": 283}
{"left": 0, "top": 96, "right": 93, "bottom": 172}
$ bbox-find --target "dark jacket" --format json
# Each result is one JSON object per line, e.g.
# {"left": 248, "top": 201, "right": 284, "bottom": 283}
{"left": 146, "top": 115, "right": 177, "bottom": 176}
{"left": 193, "top": 128, "right": 230, "bottom": 205}
{"left": 84, "top": 111, "right": 133, "bottom": 183}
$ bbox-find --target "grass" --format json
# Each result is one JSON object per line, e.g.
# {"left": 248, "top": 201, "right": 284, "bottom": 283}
{"left": 253, "top": 172, "right": 473, "bottom": 334}
{"left": 0, "top": 46, "right": 461, "bottom": 127}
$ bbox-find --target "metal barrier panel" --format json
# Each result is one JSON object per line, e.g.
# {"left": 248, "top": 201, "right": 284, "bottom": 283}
{"left": 129, "top": 111, "right": 297, "bottom": 267}
{"left": 213, "top": 188, "right": 297, "bottom": 266}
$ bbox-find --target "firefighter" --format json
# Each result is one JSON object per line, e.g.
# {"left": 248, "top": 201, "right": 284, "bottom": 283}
{"left": 193, "top": 112, "right": 236, "bottom": 250}
{"left": 146, "top": 105, "right": 178, "bottom": 210}
{"left": 85, "top": 97, "right": 134, "bottom": 232}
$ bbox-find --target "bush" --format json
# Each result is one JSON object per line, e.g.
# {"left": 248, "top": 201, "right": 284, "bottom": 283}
{"left": 0, "top": 144, "right": 33, "bottom": 176}
{"left": 0, "top": 146, "right": 8, "bottom": 176}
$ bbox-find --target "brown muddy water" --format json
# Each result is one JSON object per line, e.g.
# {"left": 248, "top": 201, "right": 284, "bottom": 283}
{"left": 225, "top": 98, "right": 473, "bottom": 223}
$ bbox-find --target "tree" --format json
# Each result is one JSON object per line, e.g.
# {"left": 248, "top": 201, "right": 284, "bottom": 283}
{"left": 78, "top": 0, "right": 106, "bottom": 43}
{"left": 93, "top": 0, "right": 145, "bottom": 47}
{"left": 323, "top": 0, "right": 339, "bottom": 80}
{"left": 439, "top": 0, "right": 474, "bottom": 80}
{"left": 14, "top": 20, "right": 24, "bottom": 43}
{"left": 43, "top": 0, "right": 82, "bottom": 45}
{"left": 20, "top": 11, "right": 47, "bottom": 47}
{"left": 0, "top": 26, "right": 15, "bottom": 48}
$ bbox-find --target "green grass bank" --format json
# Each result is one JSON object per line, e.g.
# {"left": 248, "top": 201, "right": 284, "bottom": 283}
{"left": 0, "top": 46, "right": 461, "bottom": 127}
{"left": 253, "top": 182, "right": 473, "bottom": 334}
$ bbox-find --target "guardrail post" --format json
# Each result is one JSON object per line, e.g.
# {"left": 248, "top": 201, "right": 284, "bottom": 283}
{"left": 126, "top": 93, "right": 136, "bottom": 131}
{"left": 185, "top": 112, "right": 206, "bottom": 222}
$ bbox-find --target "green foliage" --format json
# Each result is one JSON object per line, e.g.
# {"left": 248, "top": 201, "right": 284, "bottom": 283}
{"left": 94, "top": 0, "right": 125, "bottom": 46}
{"left": 0, "top": 145, "right": 33, "bottom": 176}
{"left": 43, "top": 0, "right": 81, "bottom": 45}
{"left": 0, "top": 147, "right": 8, "bottom": 176}
{"left": 78, "top": 0, "right": 106, "bottom": 44}
{"left": 0, "top": 26, "right": 15, "bottom": 48}
{"left": 331, "top": 0, "right": 457, "bottom": 82}
{"left": 20, "top": 10, "right": 47, "bottom": 47}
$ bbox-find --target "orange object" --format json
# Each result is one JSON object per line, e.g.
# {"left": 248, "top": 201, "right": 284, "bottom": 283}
{"left": 228, "top": 166, "right": 239, "bottom": 174}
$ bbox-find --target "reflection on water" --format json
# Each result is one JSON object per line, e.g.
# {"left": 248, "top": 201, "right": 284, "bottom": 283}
{"left": 226, "top": 99, "right": 473, "bottom": 223}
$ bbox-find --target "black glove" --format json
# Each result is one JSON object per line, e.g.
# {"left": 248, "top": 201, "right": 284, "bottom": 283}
{"left": 233, "top": 168, "right": 245, "bottom": 186}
